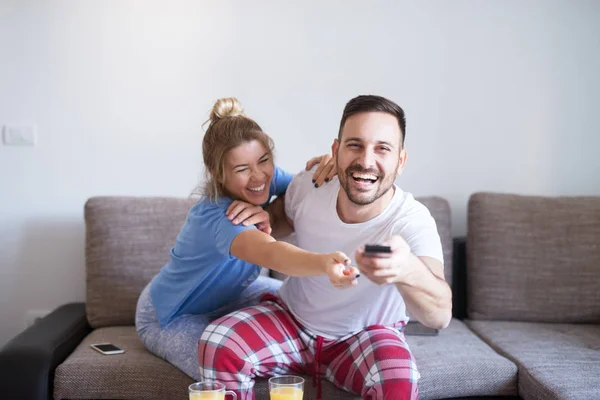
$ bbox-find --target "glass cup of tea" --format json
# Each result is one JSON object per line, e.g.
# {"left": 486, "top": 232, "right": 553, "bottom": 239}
{"left": 269, "top": 375, "right": 304, "bottom": 400}
{"left": 189, "top": 381, "right": 237, "bottom": 400}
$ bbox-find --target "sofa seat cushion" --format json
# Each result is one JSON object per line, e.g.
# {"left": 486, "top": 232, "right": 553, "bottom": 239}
{"left": 55, "top": 322, "right": 520, "bottom": 400}
{"left": 53, "top": 326, "right": 359, "bottom": 400}
{"left": 407, "top": 319, "right": 518, "bottom": 399}
{"left": 54, "top": 326, "right": 194, "bottom": 399}
{"left": 467, "top": 320, "right": 600, "bottom": 400}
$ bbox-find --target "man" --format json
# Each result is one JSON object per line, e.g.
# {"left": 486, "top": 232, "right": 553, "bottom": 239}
{"left": 198, "top": 95, "right": 453, "bottom": 400}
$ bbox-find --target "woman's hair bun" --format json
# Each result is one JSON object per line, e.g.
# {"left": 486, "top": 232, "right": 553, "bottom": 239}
{"left": 210, "top": 97, "right": 244, "bottom": 121}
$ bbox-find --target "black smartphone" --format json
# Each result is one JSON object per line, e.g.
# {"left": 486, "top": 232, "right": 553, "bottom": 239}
{"left": 363, "top": 244, "right": 392, "bottom": 257}
{"left": 404, "top": 321, "right": 439, "bottom": 336}
{"left": 90, "top": 343, "right": 125, "bottom": 355}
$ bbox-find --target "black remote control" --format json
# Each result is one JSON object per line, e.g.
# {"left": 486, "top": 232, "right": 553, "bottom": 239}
{"left": 364, "top": 244, "right": 392, "bottom": 254}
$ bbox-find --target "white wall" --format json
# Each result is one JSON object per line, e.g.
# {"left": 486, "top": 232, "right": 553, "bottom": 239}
{"left": 1, "top": 0, "right": 599, "bottom": 346}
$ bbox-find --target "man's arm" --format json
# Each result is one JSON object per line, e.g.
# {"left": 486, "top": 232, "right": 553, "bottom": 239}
{"left": 355, "top": 237, "right": 452, "bottom": 330}
{"left": 264, "top": 194, "right": 295, "bottom": 239}
{"left": 395, "top": 255, "right": 452, "bottom": 329}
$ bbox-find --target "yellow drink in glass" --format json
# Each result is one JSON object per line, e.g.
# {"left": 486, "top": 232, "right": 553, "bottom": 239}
{"left": 270, "top": 386, "right": 303, "bottom": 400}
{"left": 188, "top": 382, "right": 236, "bottom": 400}
{"left": 189, "top": 393, "right": 225, "bottom": 400}
{"left": 268, "top": 376, "right": 304, "bottom": 400}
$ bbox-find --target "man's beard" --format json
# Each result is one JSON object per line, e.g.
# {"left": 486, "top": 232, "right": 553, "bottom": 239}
{"left": 338, "top": 163, "right": 396, "bottom": 206}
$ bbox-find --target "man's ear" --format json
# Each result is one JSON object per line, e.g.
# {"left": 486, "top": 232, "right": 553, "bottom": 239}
{"left": 332, "top": 139, "right": 339, "bottom": 156}
{"left": 396, "top": 148, "right": 408, "bottom": 176}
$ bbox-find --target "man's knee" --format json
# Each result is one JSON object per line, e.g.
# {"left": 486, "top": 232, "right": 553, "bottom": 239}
{"left": 198, "top": 310, "right": 258, "bottom": 366}
{"left": 356, "top": 329, "right": 419, "bottom": 399}
{"left": 198, "top": 312, "right": 268, "bottom": 383}
{"left": 363, "top": 327, "right": 410, "bottom": 350}
{"left": 359, "top": 328, "right": 418, "bottom": 380}
{"left": 198, "top": 318, "right": 238, "bottom": 358}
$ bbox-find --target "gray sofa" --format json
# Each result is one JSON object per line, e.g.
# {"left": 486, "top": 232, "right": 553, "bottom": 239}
{"left": 1, "top": 193, "right": 598, "bottom": 399}
{"left": 465, "top": 193, "right": 600, "bottom": 400}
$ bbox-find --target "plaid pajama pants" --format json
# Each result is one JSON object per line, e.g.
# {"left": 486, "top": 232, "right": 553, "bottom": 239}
{"left": 198, "top": 295, "right": 419, "bottom": 400}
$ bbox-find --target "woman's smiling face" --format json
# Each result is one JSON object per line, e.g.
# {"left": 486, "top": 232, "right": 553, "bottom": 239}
{"left": 222, "top": 140, "right": 274, "bottom": 205}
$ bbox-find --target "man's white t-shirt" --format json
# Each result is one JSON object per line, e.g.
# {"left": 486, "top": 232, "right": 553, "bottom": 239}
{"left": 279, "top": 169, "right": 444, "bottom": 339}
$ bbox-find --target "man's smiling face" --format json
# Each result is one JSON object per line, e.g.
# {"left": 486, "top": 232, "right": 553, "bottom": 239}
{"left": 334, "top": 111, "right": 406, "bottom": 205}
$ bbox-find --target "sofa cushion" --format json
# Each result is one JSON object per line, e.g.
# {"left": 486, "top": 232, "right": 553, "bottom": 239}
{"left": 467, "top": 320, "right": 600, "bottom": 400}
{"left": 54, "top": 323, "right": 518, "bottom": 400}
{"left": 85, "top": 197, "right": 196, "bottom": 328}
{"left": 407, "top": 319, "right": 518, "bottom": 399}
{"left": 419, "top": 196, "right": 453, "bottom": 286}
{"left": 53, "top": 327, "right": 359, "bottom": 399}
{"left": 54, "top": 326, "right": 194, "bottom": 400}
{"left": 467, "top": 193, "right": 600, "bottom": 323}
{"left": 272, "top": 196, "right": 454, "bottom": 285}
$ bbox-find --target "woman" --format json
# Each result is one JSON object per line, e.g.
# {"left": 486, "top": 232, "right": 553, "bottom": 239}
{"left": 135, "top": 97, "right": 359, "bottom": 380}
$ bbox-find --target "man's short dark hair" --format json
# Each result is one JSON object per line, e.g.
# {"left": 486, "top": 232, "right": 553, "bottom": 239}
{"left": 338, "top": 95, "right": 406, "bottom": 147}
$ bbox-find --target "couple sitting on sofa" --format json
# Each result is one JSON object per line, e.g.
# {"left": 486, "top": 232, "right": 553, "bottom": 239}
{"left": 135, "top": 95, "right": 452, "bottom": 400}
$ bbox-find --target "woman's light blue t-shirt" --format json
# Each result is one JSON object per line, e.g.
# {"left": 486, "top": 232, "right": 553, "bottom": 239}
{"left": 150, "top": 166, "right": 293, "bottom": 326}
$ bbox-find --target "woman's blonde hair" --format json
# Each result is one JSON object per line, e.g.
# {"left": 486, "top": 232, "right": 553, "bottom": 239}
{"left": 196, "top": 97, "right": 274, "bottom": 201}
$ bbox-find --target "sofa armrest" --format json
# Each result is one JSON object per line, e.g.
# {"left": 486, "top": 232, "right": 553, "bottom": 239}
{"left": 0, "top": 303, "right": 91, "bottom": 400}
{"left": 452, "top": 237, "right": 467, "bottom": 320}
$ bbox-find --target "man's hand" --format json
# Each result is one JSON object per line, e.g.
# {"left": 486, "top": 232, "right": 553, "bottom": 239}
{"left": 321, "top": 251, "right": 360, "bottom": 289}
{"left": 354, "top": 236, "right": 414, "bottom": 285}
{"left": 226, "top": 200, "right": 272, "bottom": 235}
{"left": 305, "top": 153, "right": 337, "bottom": 187}
{"left": 355, "top": 235, "right": 452, "bottom": 329}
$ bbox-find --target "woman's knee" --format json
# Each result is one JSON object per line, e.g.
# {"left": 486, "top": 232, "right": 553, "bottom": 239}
{"left": 139, "top": 313, "right": 210, "bottom": 362}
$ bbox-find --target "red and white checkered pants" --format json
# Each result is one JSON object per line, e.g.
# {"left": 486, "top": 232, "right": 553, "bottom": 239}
{"left": 198, "top": 295, "right": 419, "bottom": 400}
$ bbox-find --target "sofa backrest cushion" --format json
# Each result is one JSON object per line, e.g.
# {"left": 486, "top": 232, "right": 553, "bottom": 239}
{"left": 414, "top": 197, "right": 453, "bottom": 286}
{"left": 86, "top": 197, "right": 195, "bottom": 328}
{"left": 467, "top": 192, "right": 600, "bottom": 323}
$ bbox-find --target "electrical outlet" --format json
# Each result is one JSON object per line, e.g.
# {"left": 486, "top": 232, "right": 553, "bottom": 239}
{"left": 3, "top": 124, "right": 37, "bottom": 146}
{"left": 25, "top": 310, "right": 50, "bottom": 328}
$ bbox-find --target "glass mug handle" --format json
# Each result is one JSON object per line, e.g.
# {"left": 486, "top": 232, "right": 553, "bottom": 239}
{"left": 225, "top": 390, "right": 237, "bottom": 400}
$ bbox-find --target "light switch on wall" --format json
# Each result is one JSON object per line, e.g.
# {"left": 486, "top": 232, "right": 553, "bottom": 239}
{"left": 2, "top": 124, "right": 37, "bottom": 146}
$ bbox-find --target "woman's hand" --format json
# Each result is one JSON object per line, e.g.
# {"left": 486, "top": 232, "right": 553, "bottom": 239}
{"left": 320, "top": 251, "right": 360, "bottom": 289}
{"left": 226, "top": 200, "right": 272, "bottom": 235}
{"left": 305, "top": 153, "right": 338, "bottom": 188}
